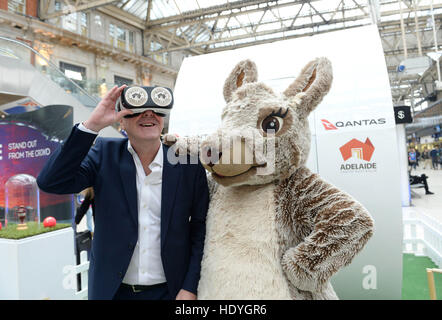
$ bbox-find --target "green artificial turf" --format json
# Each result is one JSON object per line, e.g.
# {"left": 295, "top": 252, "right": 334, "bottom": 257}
{"left": 0, "top": 221, "right": 71, "bottom": 240}
{"left": 402, "top": 253, "right": 442, "bottom": 300}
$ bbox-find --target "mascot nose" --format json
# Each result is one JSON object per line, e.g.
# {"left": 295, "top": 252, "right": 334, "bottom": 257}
{"left": 200, "top": 139, "right": 255, "bottom": 177}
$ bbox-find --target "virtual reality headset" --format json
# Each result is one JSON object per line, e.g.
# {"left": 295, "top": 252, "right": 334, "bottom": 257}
{"left": 116, "top": 85, "right": 174, "bottom": 118}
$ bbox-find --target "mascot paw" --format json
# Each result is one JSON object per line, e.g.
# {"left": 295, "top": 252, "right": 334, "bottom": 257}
{"left": 281, "top": 247, "right": 327, "bottom": 293}
{"left": 163, "top": 133, "right": 178, "bottom": 146}
{"left": 163, "top": 134, "right": 201, "bottom": 157}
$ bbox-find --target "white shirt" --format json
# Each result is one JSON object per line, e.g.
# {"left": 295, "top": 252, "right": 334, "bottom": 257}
{"left": 78, "top": 123, "right": 166, "bottom": 285}
{"left": 123, "top": 141, "right": 166, "bottom": 285}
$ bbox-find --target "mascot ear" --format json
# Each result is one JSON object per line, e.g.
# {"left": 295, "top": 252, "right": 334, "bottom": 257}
{"left": 223, "top": 60, "right": 258, "bottom": 103}
{"left": 284, "top": 57, "right": 333, "bottom": 118}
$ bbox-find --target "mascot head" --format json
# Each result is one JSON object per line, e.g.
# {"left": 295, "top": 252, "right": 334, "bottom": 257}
{"left": 200, "top": 58, "right": 333, "bottom": 187}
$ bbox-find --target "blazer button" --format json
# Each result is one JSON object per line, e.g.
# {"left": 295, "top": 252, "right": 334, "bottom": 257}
{"left": 118, "top": 272, "right": 123, "bottom": 278}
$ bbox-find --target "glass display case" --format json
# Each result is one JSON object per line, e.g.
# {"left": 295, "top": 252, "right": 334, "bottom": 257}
{"left": 5, "top": 174, "right": 40, "bottom": 228}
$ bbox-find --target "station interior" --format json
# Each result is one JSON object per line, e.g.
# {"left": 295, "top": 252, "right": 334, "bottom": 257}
{"left": 0, "top": 0, "right": 442, "bottom": 300}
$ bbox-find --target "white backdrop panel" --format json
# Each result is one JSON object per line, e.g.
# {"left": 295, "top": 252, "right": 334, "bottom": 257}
{"left": 170, "top": 25, "right": 402, "bottom": 299}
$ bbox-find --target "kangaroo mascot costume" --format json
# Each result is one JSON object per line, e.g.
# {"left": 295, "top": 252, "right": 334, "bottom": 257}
{"left": 168, "top": 57, "right": 374, "bottom": 299}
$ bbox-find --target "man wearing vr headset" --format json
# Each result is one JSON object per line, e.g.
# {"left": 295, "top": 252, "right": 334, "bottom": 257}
{"left": 37, "top": 85, "right": 209, "bottom": 300}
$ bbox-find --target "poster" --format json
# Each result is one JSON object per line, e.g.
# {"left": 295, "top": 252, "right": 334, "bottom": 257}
{"left": 0, "top": 105, "right": 74, "bottom": 225}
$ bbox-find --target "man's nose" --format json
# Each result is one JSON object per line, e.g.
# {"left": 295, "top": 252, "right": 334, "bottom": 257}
{"left": 141, "top": 110, "right": 157, "bottom": 118}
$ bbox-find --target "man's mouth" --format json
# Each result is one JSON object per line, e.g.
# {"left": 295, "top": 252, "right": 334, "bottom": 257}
{"left": 140, "top": 123, "right": 156, "bottom": 127}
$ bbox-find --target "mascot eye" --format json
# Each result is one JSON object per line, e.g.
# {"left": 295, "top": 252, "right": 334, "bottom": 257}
{"left": 261, "top": 116, "right": 282, "bottom": 133}
{"left": 260, "top": 108, "right": 288, "bottom": 134}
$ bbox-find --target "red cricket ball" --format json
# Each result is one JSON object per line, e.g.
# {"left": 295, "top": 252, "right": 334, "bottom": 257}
{"left": 43, "top": 217, "right": 57, "bottom": 228}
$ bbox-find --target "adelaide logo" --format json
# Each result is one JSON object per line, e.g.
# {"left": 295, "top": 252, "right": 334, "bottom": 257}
{"left": 339, "top": 138, "right": 377, "bottom": 172}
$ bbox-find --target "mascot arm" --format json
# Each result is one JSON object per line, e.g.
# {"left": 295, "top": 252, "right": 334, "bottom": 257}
{"left": 163, "top": 133, "right": 216, "bottom": 197}
{"left": 281, "top": 174, "right": 374, "bottom": 293}
{"left": 162, "top": 133, "right": 203, "bottom": 158}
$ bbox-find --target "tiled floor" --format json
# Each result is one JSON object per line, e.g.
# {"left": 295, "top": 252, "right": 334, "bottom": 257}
{"left": 73, "top": 164, "right": 442, "bottom": 300}
{"left": 409, "top": 165, "right": 442, "bottom": 225}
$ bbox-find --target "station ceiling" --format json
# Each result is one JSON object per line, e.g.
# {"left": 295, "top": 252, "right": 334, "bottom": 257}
{"left": 41, "top": 0, "right": 442, "bottom": 109}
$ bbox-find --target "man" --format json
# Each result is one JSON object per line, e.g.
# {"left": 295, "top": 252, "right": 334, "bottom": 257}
{"left": 421, "top": 147, "right": 431, "bottom": 170}
{"left": 408, "top": 148, "right": 417, "bottom": 171}
{"left": 37, "top": 85, "right": 209, "bottom": 300}
{"left": 430, "top": 146, "right": 439, "bottom": 170}
{"left": 409, "top": 173, "right": 434, "bottom": 195}
{"left": 416, "top": 149, "right": 421, "bottom": 168}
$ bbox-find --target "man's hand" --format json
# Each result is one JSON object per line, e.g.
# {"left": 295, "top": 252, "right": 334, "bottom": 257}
{"left": 83, "top": 85, "right": 133, "bottom": 132}
{"left": 176, "top": 289, "right": 197, "bottom": 300}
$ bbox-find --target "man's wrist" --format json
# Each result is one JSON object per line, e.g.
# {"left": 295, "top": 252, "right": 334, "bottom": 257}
{"left": 79, "top": 122, "right": 99, "bottom": 135}
{"left": 82, "top": 120, "right": 101, "bottom": 133}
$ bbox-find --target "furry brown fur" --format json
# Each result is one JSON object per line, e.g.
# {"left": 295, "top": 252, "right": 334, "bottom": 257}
{"left": 167, "top": 57, "right": 374, "bottom": 299}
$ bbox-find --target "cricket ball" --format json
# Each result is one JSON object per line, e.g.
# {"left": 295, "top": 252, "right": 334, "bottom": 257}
{"left": 43, "top": 217, "right": 57, "bottom": 228}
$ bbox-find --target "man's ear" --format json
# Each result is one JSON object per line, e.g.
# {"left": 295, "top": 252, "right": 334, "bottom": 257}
{"left": 284, "top": 57, "right": 333, "bottom": 118}
{"left": 223, "top": 59, "right": 258, "bottom": 103}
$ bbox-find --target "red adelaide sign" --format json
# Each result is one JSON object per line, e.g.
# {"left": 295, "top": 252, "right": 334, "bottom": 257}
{"left": 339, "top": 138, "right": 375, "bottom": 162}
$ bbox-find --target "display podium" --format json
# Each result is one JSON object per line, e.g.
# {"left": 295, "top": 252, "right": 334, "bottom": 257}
{"left": 0, "top": 227, "right": 77, "bottom": 299}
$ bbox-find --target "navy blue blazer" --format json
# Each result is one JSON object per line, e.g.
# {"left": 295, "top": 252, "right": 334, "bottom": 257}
{"left": 37, "top": 125, "right": 209, "bottom": 300}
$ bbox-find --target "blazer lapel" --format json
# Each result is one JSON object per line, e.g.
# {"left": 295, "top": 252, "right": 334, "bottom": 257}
{"left": 119, "top": 141, "right": 138, "bottom": 229}
{"left": 161, "top": 145, "right": 181, "bottom": 248}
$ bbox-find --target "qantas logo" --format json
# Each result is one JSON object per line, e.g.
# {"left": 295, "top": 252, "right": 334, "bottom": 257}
{"left": 321, "top": 119, "right": 337, "bottom": 130}
{"left": 321, "top": 118, "right": 386, "bottom": 130}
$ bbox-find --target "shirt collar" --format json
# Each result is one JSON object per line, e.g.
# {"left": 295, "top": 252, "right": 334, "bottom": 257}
{"left": 127, "top": 140, "right": 163, "bottom": 168}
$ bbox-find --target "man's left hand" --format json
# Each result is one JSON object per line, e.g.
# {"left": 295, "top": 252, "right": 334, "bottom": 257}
{"left": 176, "top": 289, "right": 197, "bottom": 300}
